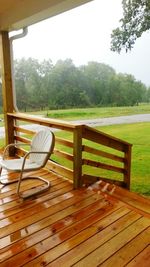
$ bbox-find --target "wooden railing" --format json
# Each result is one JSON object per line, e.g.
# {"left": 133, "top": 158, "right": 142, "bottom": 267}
{"left": 7, "top": 112, "right": 132, "bottom": 189}
{"left": 82, "top": 125, "right": 132, "bottom": 189}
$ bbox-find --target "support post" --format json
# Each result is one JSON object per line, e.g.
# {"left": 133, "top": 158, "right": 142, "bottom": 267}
{"left": 0, "top": 31, "right": 15, "bottom": 147}
{"left": 73, "top": 125, "right": 83, "bottom": 189}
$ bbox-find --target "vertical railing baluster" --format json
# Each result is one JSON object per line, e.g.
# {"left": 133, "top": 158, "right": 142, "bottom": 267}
{"left": 124, "top": 144, "right": 132, "bottom": 189}
{"left": 73, "top": 125, "right": 83, "bottom": 189}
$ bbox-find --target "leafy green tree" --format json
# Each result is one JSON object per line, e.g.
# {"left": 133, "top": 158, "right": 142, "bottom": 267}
{"left": 40, "top": 60, "right": 54, "bottom": 110}
{"left": 145, "top": 87, "right": 150, "bottom": 102}
{"left": 49, "top": 59, "right": 90, "bottom": 109}
{"left": 111, "top": 0, "right": 150, "bottom": 52}
{"left": 107, "top": 73, "right": 146, "bottom": 106}
{"left": 107, "top": 75, "right": 124, "bottom": 106}
{"left": 14, "top": 58, "right": 29, "bottom": 111}
{"left": 80, "top": 62, "right": 116, "bottom": 105}
{"left": 15, "top": 58, "right": 53, "bottom": 110}
{"left": 24, "top": 58, "right": 43, "bottom": 109}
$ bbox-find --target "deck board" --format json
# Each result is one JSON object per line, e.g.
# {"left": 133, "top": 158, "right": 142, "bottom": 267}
{"left": 100, "top": 228, "right": 150, "bottom": 267}
{"left": 0, "top": 168, "right": 150, "bottom": 266}
{"left": 126, "top": 245, "right": 150, "bottom": 267}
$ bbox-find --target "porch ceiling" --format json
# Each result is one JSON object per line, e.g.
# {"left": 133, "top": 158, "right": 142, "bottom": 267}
{"left": 0, "top": 0, "right": 93, "bottom": 31}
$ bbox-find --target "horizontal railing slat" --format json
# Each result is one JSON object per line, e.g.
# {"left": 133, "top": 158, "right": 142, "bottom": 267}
{"left": 14, "top": 135, "right": 31, "bottom": 144}
{"left": 83, "top": 145, "right": 124, "bottom": 163}
{"left": 8, "top": 112, "right": 76, "bottom": 131}
{"left": 82, "top": 174, "right": 126, "bottom": 187}
{"left": 55, "top": 137, "right": 73, "bottom": 148}
{"left": 54, "top": 149, "right": 73, "bottom": 161}
{"left": 83, "top": 125, "right": 131, "bottom": 152}
{"left": 46, "top": 160, "right": 73, "bottom": 180}
{"left": 14, "top": 126, "right": 35, "bottom": 135}
{"left": 83, "top": 158, "right": 124, "bottom": 174}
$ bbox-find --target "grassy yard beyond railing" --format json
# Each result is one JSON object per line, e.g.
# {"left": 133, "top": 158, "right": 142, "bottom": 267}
{"left": 0, "top": 104, "right": 150, "bottom": 126}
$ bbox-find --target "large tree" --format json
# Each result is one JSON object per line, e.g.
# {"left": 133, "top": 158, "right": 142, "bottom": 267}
{"left": 80, "top": 62, "right": 116, "bottom": 105}
{"left": 111, "top": 0, "right": 150, "bottom": 53}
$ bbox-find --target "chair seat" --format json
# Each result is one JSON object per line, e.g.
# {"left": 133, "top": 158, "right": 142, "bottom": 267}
{"left": 0, "top": 158, "right": 41, "bottom": 172}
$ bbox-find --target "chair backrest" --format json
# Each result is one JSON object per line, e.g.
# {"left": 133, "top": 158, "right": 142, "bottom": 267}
{"left": 29, "top": 130, "right": 55, "bottom": 167}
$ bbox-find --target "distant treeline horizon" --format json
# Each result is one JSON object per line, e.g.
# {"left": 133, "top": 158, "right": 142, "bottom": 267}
{"left": 0, "top": 58, "right": 150, "bottom": 112}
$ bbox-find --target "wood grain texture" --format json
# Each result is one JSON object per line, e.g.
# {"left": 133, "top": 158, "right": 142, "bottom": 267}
{"left": 0, "top": 165, "right": 149, "bottom": 267}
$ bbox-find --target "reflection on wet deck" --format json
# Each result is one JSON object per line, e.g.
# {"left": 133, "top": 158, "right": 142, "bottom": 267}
{"left": 0, "top": 168, "right": 150, "bottom": 266}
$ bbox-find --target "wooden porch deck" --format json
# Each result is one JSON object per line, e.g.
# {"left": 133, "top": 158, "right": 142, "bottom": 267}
{"left": 0, "top": 167, "right": 150, "bottom": 267}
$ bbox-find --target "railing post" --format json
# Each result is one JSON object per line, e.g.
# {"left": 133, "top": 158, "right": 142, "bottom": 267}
{"left": 73, "top": 125, "right": 83, "bottom": 189}
{"left": 124, "top": 144, "right": 132, "bottom": 189}
{"left": 0, "top": 31, "right": 15, "bottom": 147}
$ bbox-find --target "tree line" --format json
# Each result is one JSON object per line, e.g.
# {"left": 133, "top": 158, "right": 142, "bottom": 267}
{"left": 0, "top": 58, "right": 149, "bottom": 112}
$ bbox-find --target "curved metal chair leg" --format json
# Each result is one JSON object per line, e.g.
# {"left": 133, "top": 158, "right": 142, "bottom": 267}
{"left": 17, "top": 175, "right": 51, "bottom": 199}
{"left": 0, "top": 167, "right": 51, "bottom": 199}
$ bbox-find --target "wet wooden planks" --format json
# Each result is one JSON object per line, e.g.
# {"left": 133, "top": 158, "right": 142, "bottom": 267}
{"left": 0, "top": 169, "right": 150, "bottom": 266}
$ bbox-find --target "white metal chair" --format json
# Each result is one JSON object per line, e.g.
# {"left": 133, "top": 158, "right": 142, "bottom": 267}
{"left": 0, "top": 130, "right": 55, "bottom": 199}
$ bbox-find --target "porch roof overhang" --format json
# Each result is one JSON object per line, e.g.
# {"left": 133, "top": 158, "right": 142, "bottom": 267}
{"left": 0, "top": 0, "right": 93, "bottom": 31}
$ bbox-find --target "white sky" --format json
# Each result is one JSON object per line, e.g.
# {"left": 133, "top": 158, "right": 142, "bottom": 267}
{"left": 12, "top": 0, "right": 150, "bottom": 87}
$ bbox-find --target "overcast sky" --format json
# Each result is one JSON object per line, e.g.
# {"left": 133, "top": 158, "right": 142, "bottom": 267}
{"left": 12, "top": 0, "right": 150, "bottom": 87}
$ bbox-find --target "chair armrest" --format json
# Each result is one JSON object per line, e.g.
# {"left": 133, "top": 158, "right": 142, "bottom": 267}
{"left": 26, "top": 151, "right": 50, "bottom": 155}
{"left": 3, "top": 143, "right": 31, "bottom": 159}
{"left": 23, "top": 150, "right": 50, "bottom": 161}
{"left": 21, "top": 150, "right": 50, "bottom": 171}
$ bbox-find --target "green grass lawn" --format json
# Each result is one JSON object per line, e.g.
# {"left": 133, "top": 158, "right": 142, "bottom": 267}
{"left": 44, "top": 103, "right": 150, "bottom": 120}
